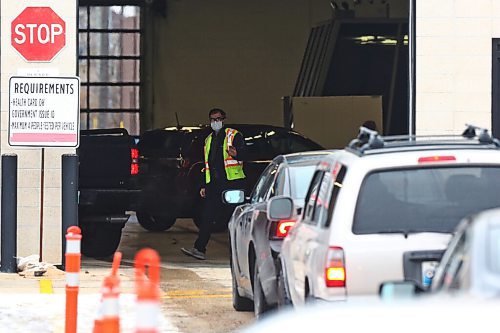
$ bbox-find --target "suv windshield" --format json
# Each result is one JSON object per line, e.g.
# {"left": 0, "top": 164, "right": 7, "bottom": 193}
{"left": 353, "top": 166, "right": 500, "bottom": 235}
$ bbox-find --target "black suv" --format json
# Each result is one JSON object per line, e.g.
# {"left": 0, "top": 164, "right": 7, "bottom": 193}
{"left": 136, "top": 124, "right": 324, "bottom": 232}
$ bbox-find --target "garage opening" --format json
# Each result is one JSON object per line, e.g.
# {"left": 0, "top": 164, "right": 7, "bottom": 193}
{"left": 292, "top": 0, "right": 410, "bottom": 137}
{"left": 78, "top": 5, "right": 141, "bottom": 135}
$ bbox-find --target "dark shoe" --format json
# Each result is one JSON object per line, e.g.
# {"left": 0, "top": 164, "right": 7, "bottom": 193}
{"left": 181, "top": 247, "right": 206, "bottom": 260}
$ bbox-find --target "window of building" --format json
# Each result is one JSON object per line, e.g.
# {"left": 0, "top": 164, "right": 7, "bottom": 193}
{"left": 78, "top": 5, "right": 141, "bottom": 135}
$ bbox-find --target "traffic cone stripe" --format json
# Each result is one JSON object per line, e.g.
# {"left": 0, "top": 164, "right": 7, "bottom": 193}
{"left": 66, "top": 239, "right": 81, "bottom": 254}
{"left": 66, "top": 272, "right": 80, "bottom": 288}
{"left": 101, "top": 298, "right": 120, "bottom": 317}
{"left": 136, "top": 302, "right": 160, "bottom": 329}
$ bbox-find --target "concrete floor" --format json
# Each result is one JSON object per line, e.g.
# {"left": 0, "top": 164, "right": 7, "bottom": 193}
{"left": 112, "top": 216, "right": 255, "bottom": 333}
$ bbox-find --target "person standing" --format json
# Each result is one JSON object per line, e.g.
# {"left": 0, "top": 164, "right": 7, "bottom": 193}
{"left": 181, "top": 108, "right": 246, "bottom": 260}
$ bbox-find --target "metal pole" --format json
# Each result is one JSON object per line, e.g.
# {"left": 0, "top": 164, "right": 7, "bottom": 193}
{"left": 1, "top": 154, "right": 18, "bottom": 273}
{"left": 62, "top": 154, "right": 79, "bottom": 270}
{"left": 408, "top": 0, "right": 416, "bottom": 136}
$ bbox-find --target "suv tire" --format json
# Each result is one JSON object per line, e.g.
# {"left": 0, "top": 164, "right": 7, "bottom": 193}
{"left": 81, "top": 223, "right": 123, "bottom": 258}
{"left": 230, "top": 247, "right": 254, "bottom": 311}
{"left": 136, "top": 212, "right": 176, "bottom": 231}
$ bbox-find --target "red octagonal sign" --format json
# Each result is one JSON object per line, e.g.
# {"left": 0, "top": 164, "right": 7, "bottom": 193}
{"left": 11, "top": 7, "right": 66, "bottom": 62}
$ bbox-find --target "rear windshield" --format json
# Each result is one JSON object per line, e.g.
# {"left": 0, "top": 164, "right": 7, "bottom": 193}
{"left": 353, "top": 166, "right": 500, "bottom": 235}
{"left": 289, "top": 165, "right": 317, "bottom": 199}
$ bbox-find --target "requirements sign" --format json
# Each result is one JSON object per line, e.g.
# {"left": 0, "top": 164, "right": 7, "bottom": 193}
{"left": 9, "top": 76, "right": 80, "bottom": 147}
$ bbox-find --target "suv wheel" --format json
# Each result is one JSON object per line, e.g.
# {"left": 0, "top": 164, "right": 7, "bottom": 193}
{"left": 136, "top": 211, "right": 176, "bottom": 231}
{"left": 80, "top": 223, "right": 123, "bottom": 258}
{"left": 230, "top": 247, "right": 253, "bottom": 311}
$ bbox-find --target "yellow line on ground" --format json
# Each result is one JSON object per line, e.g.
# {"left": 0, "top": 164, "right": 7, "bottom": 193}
{"left": 39, "top": 279, "right": 53, "bottom": 294}
{"left": 162, "top": 294, "right": 232, "bottom": 299}
{"left": 165, "top": 289, "right": 231, "bottom": 296}
{"left": 162, "top": 289, "right": 232, "bottom": 299}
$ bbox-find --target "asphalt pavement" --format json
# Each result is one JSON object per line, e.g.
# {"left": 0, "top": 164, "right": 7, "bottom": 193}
{"left": 0, "top": 216, "right": 254, "bottom": 333}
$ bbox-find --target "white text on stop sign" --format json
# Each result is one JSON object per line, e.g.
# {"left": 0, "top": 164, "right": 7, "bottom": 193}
{"left": 13, "top": 24, "right": 63, "bottom": 44}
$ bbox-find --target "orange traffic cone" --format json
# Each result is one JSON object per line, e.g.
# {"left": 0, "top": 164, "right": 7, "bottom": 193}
{"left": 65, "top": 226, "right": 82, "bottom": 333}
{"left": 134, "top": 248, "right": 161, "bottom": 333}
{"left": 93, "top": 252, "right": 122, "bottom": 333}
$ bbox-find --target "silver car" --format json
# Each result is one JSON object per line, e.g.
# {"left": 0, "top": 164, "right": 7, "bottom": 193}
{"left": 226, "top": 151, "right": 332, "bottom": 316}
{"left": 430, "top": 207, "right": 500, "bottom": 297}
{"left": 280, "top": 125, "right": 500, "bottom": 305}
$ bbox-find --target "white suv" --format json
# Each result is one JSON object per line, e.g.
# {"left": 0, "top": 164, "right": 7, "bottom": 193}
{"left": 279, "top": 125, "right": 500, "bottom": 305}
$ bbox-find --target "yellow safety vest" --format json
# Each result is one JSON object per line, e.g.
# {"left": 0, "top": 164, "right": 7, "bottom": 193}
{"left": 204, "top": 128, "right": 245, "bottom": 184}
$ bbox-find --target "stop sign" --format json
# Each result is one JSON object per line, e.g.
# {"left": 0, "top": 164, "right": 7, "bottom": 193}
{"left": 11, "top": 7, "right": 66, "bottom": 62}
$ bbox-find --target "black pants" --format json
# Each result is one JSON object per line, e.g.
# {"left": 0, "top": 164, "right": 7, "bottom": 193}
{"left": 194, "top": 179, "right": 244, "bottom": 253}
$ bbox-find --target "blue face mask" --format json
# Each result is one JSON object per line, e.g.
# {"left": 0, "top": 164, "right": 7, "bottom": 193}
{"left": 211, "top": 121, "right": 223, "bottom": 132}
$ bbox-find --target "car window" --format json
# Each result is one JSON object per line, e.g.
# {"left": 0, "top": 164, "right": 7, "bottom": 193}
{"left": 353, "top": 166, "right": 500, "bottom": 235}
{"left": 303, "top": 170, "right": 324, "bottom": 224}
{"left": 314, "top": 171, "right": 333, "bottom": 226}
{"left": 268, "top": 131, "right": 323, "bottom": 155}
{"left": 263, "top": 164, "right": 279, "bottom": 199}
{"left": 250, "top": 163, "right": 277, "bottom": 204}
{"left": 139, "top": 130, "right": 185, "bottom": 157}
{"left": 289, "top": 165, "right": 317, "bottom": 199}
{"left": 244, "top": 131, "right": 276, "bottom": 161}
{"left": 324, "top": 164, "right": 347, "bottom": 228}
{"left": 272, "top": 165, "right": 287, "bottom": 196}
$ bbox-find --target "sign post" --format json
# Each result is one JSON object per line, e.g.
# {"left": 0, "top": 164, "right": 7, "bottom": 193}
{"left": 9, "top": 76, "right": 80, "bottom": 147}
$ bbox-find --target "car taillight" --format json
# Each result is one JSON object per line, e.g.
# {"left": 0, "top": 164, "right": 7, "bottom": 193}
{"left": 418, "top": 155, "right": 456, "bottom": 163}
{"left": 269, "top": 219, "right": 295, "bottom": 239}
{"left": 325, "top": 246, "right": 346, "bottom": 288}
{"left": 131, "top": 148, "right": 139, "bottom": 175}
{"left": 131, "top": 148, "right": 139, "bottom": 159}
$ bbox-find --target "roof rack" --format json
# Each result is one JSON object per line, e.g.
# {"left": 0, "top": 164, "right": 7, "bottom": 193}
{"left": 346, "top": 124, "right": 500, "bottom": 156}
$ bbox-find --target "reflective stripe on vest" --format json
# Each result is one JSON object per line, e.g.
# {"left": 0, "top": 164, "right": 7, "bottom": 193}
{"left": 204, "top": 128, "right": 245, "bottom": 184}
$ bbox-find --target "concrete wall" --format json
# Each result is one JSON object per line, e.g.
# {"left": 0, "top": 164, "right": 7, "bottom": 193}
{"left": 1, "top": 1, "right": 77, "bottom": 263}
{"left": 147, "top": 0, "right": 332, "bottom": 129}
{"left": 416, "top": 0, "right": 498, "bottom": 135}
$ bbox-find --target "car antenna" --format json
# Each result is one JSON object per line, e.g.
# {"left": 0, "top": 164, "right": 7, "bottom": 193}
{"left": 175, "top": 112, "right": 182, "bottom": 130}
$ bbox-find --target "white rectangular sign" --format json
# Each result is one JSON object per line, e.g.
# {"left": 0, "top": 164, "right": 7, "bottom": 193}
{"left": 9, "top": 76, "right": 80, "bottom": 147}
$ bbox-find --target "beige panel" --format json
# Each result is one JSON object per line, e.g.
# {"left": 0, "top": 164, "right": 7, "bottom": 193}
{"left": 416, "top": 111, "right": 456, "bottom": 135}
{"left": 454, "top": 18, "right": 491, "bottom": 37}
{"left": 17, "top": 225, "right": 40, "bottom": 257}
{"left": 291, "top": 96, "right": 383, "bottom": 149}
{"left": 417, "top": 18, "right": 455, "bottom": 37}
{"left": 417, "top": 0, "right": 454, "bottom": 18}
{"left": 416, "top": 0, "right": 493, "bottom": 135}
{"left": 455, "top": 0, "right": 491, "bottom": 18}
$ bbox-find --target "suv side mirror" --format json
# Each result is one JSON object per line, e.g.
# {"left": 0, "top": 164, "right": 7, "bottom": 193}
{"left": 223, "top": 189, "right": 245, "bottom": 204}
{"left": 267, "top": 196, "right": 294, "bottom": 221}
